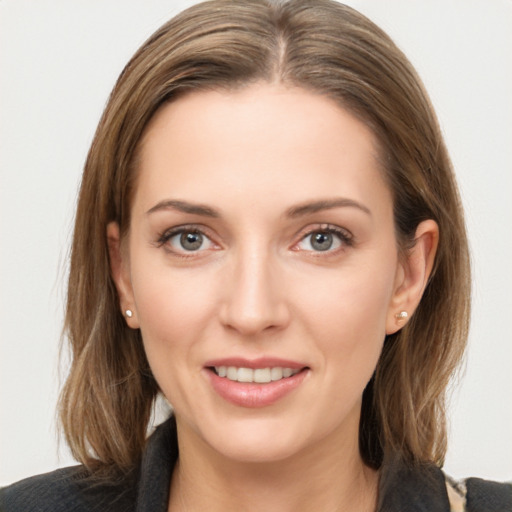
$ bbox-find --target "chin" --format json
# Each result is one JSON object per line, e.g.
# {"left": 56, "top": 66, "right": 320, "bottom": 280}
{"left": 210, "top": 430, "right": 305, "bottom": 464}
{"left": 189, "top": 412, "right": 321, "bottom": 464}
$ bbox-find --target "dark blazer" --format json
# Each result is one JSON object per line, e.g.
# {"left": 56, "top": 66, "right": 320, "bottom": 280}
{"left": 1, "top": 417, "right": 511, "bottom": 511}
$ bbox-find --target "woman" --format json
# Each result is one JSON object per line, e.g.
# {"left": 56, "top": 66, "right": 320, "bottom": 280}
{"left": 1, "top": 1, "right": 510, "bottom": 510}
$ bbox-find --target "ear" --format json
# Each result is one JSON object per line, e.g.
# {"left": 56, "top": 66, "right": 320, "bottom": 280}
{"left": 106, "top": 222, "right": 140, "bottom": 329}
{"left": 386, "top": 219, "right": 439, "bottom": 334}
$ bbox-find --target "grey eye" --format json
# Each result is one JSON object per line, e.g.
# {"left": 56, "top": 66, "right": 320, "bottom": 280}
{"left": 310, "top": 232, "right": 334, "bottom": 251}
{"left": 165, "top": 230, "right": 212, "bottom": 252}
{"left": 297, "top": 230, "right": 344, "bottom": 252}
{"left": 179, "top": 232, "right": 204, "bottom": 251}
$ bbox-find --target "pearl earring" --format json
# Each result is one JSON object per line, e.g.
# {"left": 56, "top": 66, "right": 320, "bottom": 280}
{"left": 395, "top": 311, "right": 408, "bottom": 321}
{"left": 125, "top": 309, "right": 133, "bottom": 318}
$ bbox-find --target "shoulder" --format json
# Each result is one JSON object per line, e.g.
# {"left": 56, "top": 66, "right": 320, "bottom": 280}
{"left": 0, "top": 416, "right": 178, "bottom": 512}
{"left": 378, "top": 454, "right": 512, "bottom": 512}
{"left": 446, "top": 474, "right": 512, "bottom": 512}
{"left": 0, "top": 465, "right": 137, "bottom": 512}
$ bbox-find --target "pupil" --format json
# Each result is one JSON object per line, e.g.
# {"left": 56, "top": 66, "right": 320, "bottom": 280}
{"left": 312, "top": 232, "right": 332, "bottom": 251}
{"left": 180, "top": 232, "right": 203, "bottom": 251}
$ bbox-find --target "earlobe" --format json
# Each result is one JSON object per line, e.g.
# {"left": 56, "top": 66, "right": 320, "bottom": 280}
{"left": 386, "top": 219, "right": 439, "bottom": 334}
{"left": 106, "top": 222, "right": 139, "bottom": 328}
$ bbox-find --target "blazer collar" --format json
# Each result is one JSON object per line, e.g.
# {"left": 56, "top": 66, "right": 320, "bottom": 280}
{"left": 135, "top": 417, "right": 178, "bottom": 512}
{"left": 377, "top": 453, "right": 450, "bottom": 512}
{"left": 135, "top": 417, "right": 450, "bottom": 512}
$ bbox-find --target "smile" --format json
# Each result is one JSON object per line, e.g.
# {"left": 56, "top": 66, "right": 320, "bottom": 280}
{"left": 213, "top": 366, "right": 301, "bottom": 383}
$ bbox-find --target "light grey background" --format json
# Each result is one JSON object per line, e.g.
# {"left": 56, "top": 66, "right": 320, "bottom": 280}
{"left": 1, "top": 0, "right": 511, "bottom": 485}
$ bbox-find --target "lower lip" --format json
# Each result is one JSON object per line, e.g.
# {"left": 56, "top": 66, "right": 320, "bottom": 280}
{"left": 205, "top": 368, "right": 309, "bottom": 408}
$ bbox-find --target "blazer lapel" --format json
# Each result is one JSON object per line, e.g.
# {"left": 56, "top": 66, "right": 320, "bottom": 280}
{"left": 377, "top": 455, "right": 450, "bottom": 512}
{"left": 136, "top": 417, "right": 178, "bottom": 512}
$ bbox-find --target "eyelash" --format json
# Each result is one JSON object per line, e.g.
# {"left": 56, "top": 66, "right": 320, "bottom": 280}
{"left": 156, "top": 223, "right": 354, "bottom": 257}
{"left": 294, "top": 224, "right": 354, "bottom": 254}
{"left": 156, "top": 224, "right": 215, "bottom": 257}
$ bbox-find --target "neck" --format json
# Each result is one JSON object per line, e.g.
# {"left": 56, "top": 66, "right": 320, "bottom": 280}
{"left": 168, "top": 417, "right": 379, "bottom": 512}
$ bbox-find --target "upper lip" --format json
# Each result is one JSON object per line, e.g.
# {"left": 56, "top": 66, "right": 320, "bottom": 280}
{"left": 204, "top": 357, "right": 307, "bottom": 370}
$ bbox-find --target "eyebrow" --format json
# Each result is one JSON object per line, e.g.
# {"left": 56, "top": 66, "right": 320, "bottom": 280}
{"left": 146, "top": 199, "right": 219, "bottom": 217}
{"left": 285, "top": 198, "right": 372, "bottom": 218}
{"left": 146, "top": 197, "right": 371, "bottom": 218}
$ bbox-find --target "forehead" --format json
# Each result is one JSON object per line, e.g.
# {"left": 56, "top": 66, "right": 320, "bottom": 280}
{"left": 133, "top": 83, "right": 391, "bottom": 217}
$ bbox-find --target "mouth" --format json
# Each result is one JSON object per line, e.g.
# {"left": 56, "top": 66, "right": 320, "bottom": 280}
{"left": 204, "top": 359, "right": 310, "bottom": 408}
{"left": 209, "top": 366, "right": 303, "bottom": 384}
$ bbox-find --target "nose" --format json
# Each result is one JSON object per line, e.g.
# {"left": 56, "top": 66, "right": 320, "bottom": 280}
{"left": 219, "top": 247, "right": 290, "bottom": 336}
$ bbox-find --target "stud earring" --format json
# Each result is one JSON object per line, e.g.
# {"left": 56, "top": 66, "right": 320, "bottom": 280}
{"left": 395, "top": 311, "right": 408, "bottom": 321}
{"left": 125, "top": 309, "right": 133, "bottom": 318}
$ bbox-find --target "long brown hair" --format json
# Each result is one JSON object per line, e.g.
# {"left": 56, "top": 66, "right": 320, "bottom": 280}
{"left": 59, "top": 0, "right": 470, "bottom": 477}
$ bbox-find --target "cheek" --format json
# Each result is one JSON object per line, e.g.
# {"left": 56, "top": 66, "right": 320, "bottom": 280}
{"left": 130, "top": 262, "right": 218, "bottom": 359}
{"left": 294, "top": 256, "right": 396, "bottom": 373}
{"left": 130, "top": 264, "right": 221, "bottom": 408}
{"left": 300, "top": 262, "right": 394, "bottom": 334}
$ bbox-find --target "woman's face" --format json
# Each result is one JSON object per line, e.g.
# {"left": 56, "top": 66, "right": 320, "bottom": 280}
{"left": 111, "top": 84, "right": 413, "bottom": 463}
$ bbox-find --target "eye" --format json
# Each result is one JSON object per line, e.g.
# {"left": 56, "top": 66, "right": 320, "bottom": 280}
{"left": 159, "top": 228, "right": 214, "bottom": 253}
{"left": 296, "top": 226, "right": 352, "bottom": 253}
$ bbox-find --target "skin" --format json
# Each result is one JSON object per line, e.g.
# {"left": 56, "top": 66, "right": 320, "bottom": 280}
{"left": 108, "top": 84, "right": 438, "bottom": 512}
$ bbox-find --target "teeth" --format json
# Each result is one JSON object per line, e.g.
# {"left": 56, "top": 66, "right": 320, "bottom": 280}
{"left": 237, "top": 367, "right": 253, "bottom": 382}
{"left": 214, "top": 366, "right": 300, "bottom": 383}
{"left": 270, "top": 367, "right": 283, "bottom": 381}
{"left": 254, "top": 368, "right": 271, "bottom": 383}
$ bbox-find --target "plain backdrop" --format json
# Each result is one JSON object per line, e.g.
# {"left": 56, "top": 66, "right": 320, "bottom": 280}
{"left": 1, "top": 0, "right": 511, "bottom": 485}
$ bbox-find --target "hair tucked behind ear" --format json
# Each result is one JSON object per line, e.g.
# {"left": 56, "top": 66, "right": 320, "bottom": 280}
{"left": 60, "top": 0, "right": 470, "bottom": 478}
